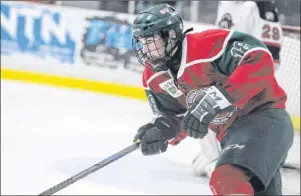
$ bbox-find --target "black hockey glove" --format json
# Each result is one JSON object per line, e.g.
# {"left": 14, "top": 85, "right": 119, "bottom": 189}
{"left": 133, "top": 117, "right": 177, "bottom": 156}
{"left": 183, "top": 85, "right": 234, "bottom": 139}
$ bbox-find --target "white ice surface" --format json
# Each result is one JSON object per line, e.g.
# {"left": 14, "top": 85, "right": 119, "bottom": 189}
{"left": 1, "top": 80, "right": 299, "bottom": 195}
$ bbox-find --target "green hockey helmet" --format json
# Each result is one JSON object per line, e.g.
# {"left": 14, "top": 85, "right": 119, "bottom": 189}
{"left": 132, "top": 4, "right": 184, "bottom": 71}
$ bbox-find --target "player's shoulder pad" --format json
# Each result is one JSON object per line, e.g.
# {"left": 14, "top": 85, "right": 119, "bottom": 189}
{"left": 255, "top": 1, "right": 279, "bottom": 22}
{"left": 183, "top": 28, "right": 232, "bottom": 65}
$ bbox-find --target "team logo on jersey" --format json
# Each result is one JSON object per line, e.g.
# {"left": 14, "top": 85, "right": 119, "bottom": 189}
{"left": 186, "top": 89, "right": 206, "bottom": 107}
{"left": 159, "top": 79, "right": 183, "bottom": 98}
{"left": 218, "top": 13, "right": 234, "bottom": 29}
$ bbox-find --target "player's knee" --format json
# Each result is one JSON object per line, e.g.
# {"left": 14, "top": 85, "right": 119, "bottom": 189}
{"left": 209, "top": 164, "right": 254, "bottom": 195}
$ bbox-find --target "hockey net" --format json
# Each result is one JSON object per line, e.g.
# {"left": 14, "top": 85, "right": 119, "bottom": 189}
{"left": 276, "top": 25, "right": 300, "bottom": 170}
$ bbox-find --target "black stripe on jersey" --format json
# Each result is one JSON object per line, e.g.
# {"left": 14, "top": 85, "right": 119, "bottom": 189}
{"left": 265, "top": 44, "right": 280, "bottom": 62}
{"left": 255, "top": 1, "right": 279, "bottom": 22}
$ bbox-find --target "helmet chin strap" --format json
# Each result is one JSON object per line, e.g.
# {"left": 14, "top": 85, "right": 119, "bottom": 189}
{"left": 165, "top": 27, "right": 194, "bottom": 74}
{"left": 149, "top": 27, "right": 194, "bottom": 73}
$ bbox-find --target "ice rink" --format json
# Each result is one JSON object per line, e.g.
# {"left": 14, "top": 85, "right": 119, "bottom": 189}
{"left": 1, "top": 80, "right": 299, "bottom": 195}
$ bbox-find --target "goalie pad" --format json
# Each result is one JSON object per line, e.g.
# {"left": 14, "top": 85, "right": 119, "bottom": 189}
{"left": 192, "top": 130, "right": 221, "bottom": 177}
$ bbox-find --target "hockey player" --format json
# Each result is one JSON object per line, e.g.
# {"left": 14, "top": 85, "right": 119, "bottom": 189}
{"left": 193, "top": 0, "right": 284, "bottom": 178}
{"left": 131, "top": 4, "right": 293, "bottom": 196}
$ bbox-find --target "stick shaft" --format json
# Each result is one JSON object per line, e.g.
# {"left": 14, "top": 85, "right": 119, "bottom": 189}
{"left": 38, "top": 142, "right": 139, "bottom": 195}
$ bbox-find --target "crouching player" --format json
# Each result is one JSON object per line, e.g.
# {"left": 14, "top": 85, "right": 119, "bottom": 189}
{"left": 131, "top": 4, "right": 294, "bottom": 195}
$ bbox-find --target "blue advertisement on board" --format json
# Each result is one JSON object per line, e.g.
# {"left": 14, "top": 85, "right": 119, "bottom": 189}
{"left": 1, "top": 2, "right": 76, "bottom": 64}
{"left": 80, "top": 16, "right": 143, "bottom": 73}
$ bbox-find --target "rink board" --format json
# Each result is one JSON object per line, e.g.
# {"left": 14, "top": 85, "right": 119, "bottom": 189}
{"left": 1, "top": 68, "right": 300, "bottom": 132}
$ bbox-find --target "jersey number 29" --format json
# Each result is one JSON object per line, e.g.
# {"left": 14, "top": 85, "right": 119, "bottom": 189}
{"left": 262, "top": 24, "right": 280, "bottom": 41}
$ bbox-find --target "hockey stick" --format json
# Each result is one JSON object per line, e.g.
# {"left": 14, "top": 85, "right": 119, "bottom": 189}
{"left": 282, "top": 163, "right": 300, "bottom": 170}
{"left": 38, "top": 139, "right": 141, "bottom": 195}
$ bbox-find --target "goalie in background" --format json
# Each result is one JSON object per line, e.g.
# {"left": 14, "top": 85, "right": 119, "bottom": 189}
{"left": 192, "top": 1, "right": 284, "bottom": 178}
{"left": 216, "top": 1, "right": 282, "bottom": 69}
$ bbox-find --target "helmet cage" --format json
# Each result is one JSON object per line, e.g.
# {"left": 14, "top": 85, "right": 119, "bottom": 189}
{"left": 132, "top": 25, "right": 181, "bottom": 71}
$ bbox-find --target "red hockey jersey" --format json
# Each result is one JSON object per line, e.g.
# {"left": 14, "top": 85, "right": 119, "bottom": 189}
{"left": 142, "top": 28, "right": 286, "bottom": 142}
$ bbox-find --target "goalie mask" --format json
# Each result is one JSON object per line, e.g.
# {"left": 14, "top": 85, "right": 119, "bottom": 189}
{"left": 132, "top": 4, "right": 184, "bottom": 72}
